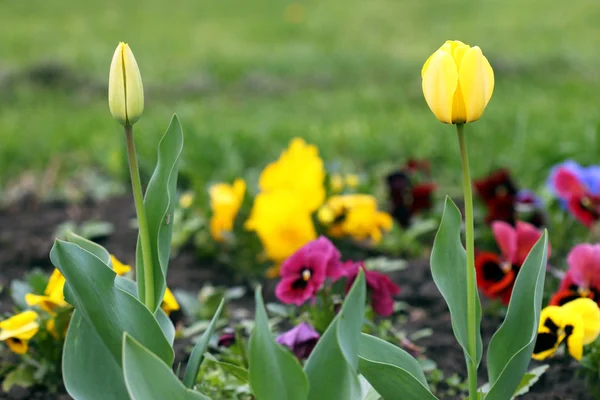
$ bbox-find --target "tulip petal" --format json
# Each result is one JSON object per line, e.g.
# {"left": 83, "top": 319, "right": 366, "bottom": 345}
{"left": 459, "top": 46, "right": 493, "bottom": 123}
{"left": 108, "top": 44, "right": 127, "bottom": 125}
{"left": 422, "top": 50, "right": 458, "bottom": 124}
{"left": 122, "top": 44, "right": 144, "bottom": 125}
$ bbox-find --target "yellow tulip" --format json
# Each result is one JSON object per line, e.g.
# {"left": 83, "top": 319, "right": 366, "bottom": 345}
{"left": 108, "top": 42, "right": 144, "bottom": 126}
{"left": 422, "top": 40, "right": 494, "bottom": 124}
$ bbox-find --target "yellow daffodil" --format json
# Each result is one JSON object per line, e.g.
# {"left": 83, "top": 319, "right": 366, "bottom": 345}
{"left": 161, "top": 287, "right": 180, "bottom": 316}
{"left": 110, "top": 254, "right": 132, "bottom": 275}
{"left": 246, "top": 191, "right": 317, "bottom": 265}
{"left": 533, "top": 298, "right": 600, "bottom": 361}
{"left": 0, "top": 311, "right": 40, "bottom": 354}
{"left": 318, "top": 194, "right": 393, "bottom": 244}
{"left": 108, "top": 42, "right": 144, "bottom": 126}
{"left": 209, "top": 178, "right": 246, "bottom": 242}
{"left": 258, "top": 138, "right": 325, "bottom": 212}
{"left": 422, "top": 40, "right": 494, "bottom": 124}
{"left": 179, "top": 192, "right": 194, "bottom": 209}
{"left": 25, "top": 269, "right": 67, "bottom": 313}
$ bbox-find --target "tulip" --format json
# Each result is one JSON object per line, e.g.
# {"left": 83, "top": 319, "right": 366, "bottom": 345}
{"left": 422, "top": 40, "right": 494, "bottom": 124}
{"left": 108, "top": 42, "right": 144, "bottom": 126}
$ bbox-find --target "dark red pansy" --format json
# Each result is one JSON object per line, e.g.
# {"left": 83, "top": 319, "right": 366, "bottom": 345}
{"left": 474, "top": 169, "right": 519, "bottom": 225}
{"left": 344, "top": 261, "right": 400, "bottom": 317}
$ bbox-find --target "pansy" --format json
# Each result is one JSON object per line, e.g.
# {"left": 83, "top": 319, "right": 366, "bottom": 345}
{"left": 550, "top": 244, "right": 600, "bottom": 307}
{"left": 0, "top": 311, "right": 40, "bottom": 354}
{"left": 276, "top": 322, "right": 320, "bottom": 359}
{"left": 474, "top": 169, "right": 518, "bottom": 225}
{"left": 547, "top": 160, "right": 600, "bottom": 227}
{"left": 475, "top": 221, "right": 549, "bottom": 305}
{"left": 25, "top": 268, "right": 68, "bottom": 313}
{"left": 110, "top": 254, "right": 132, "bottom": 275}
{"left": 533, "top": 298, "right": 600, "bottom": 361}
{"left": 217, "top": 329, "right": 236, "bottom": 347}
{"left": 386, "top": 159, "right": 436, "bottom": 228}
{"left": 209, "top": 178, "right": 246, "bottom": 242}
{"left": 275, "top": 237, "right": 341, "bottom": 306}
{"left": 318, "top": 194, "right": 393, "bottom": 244}
{"left": 161, "top": 287, "right": 180, "bottom": 316}
{"left": 344, "top": 261, "right": 400, "bottom": 317}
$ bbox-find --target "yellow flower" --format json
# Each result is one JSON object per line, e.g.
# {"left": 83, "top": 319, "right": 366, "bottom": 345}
{"left": 330, "top": 174, "right": 344, "bottom": 193}
{"left": 246, "top": 191, "right": 317, "bottom": 264}
{"left": 108, "top": 42, "right": 144, "bottom": 126}
{"left": 161, "top": 287, "right": 180, "bottom": 316}
{"left": 110, "top": 255, "right": 132, "bottom": 275}
{"left": 318, "top": 194, "right": 393, "bottom": 244}
{"left": 209, "top": 178, "right": 246, "bottom": 242}
{"left": 345, "top": 174, "right": 360, "bottom": 189}
{"left": 0, "top": 311, "right": 39, "bottom": 354}
{"left": 179, "top": 192, "right": 194, "bottom": 209}
{"left": 422, "top": 40, "right": 494, "bottom": 124}
{"left": 258, "top": 138, "right": 325, "bottom": 212}
{"left": 25, "top": 269, "right": 67, "bottom": 313}
{"left": 533, "top": 298, "right": 600, "bottom": 361}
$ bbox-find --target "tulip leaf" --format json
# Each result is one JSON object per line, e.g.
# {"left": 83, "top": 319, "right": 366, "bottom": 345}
{"left": 430, "top": 197, "right": 482, "bottom": 366}
{"left": 66, "top": 231, "right": 111, "bottom": 265}
{"left": 248, "top": 287, "right": 309, "bottom": 400}
{"left": 484, "top": 232, "right": 548, "bottom": 400}
{"left": 357, "top": 333, "right": 437, "bottom": 400}
{"left": 183, "top": 299, "right": 225, "bottom": 388}
{"left": 304, "top": 270, "right": 366, "bottom": 400}
{"left": 123, "top": 334, "right": 210, "bottom": 400}
{"left": 136, "top": 114, "right": 184, "bottom": 312}
{"left": 50, "top": 240, "right": 173, "bottom": 367}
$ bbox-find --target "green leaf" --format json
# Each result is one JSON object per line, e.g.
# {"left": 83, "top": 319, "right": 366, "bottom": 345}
{"left": 50, "top": 240, "right": 173, "bottom": 365}
{"left": 136, "top": 115, "right": 184, "bottom": 312}
{"left": 479, "top": 364, "right": 549, "bottom": 398}
{"left": 484, "top": 232, "right": 549, "bottom": 400}
{"left": 358, "top": 333, "right": 437, "bottom": 400}
{"left": 62, "top": 311, "right": 129, "bottom": 400}
{"left": 304, "top": 270, "right": 366, "bottom": 400}
{"left": 122, "top": 334, "right": 210, "bottom": 400}
{"left": 1, "top": 366, "right": 34, "bottom": 392}
{"left": 66, "top": 231, "right": 111, "bottom": 265}
{"left": 183, "top": 299, "right": 225, "bottom": 388}
{"left": 249, "top": 287, "right": 309, "bottom": 400}
{"left": 206, "top": 359, "right": 249, "bottom": 382}
{"left": 430, "top": 197, "right": 482, "bottom": 366}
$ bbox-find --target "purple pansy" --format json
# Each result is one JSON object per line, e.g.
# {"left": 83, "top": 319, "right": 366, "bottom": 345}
{"left": 276, "top": 322, "right": 320, "bottom": 359}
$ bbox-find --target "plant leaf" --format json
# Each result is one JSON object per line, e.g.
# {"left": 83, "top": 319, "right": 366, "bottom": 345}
{"left": 123, "top": 333, "right": 210, "bottom": 400}
{"left": 484, "top": 232, "right": 549, "bottom": 400}
{"left": 1, "top": 366, "right": 34, "bottom": 392}
{"left": 183, "top": 299, "right": 225, "bottom": 388}
{"left": 304, "top": 270, "right": 366, "bottom": 400}
{"left": 248, "top": 287, "right": 309, "bottom": 400}
{"left": 513, "top": 364, "right": 549, "bottom": 397}
{"left": 358, "top": 333, "right": 437, "bottom": 400}
{"left": 66, "top": 231, "right": 111, "bottom": 265}
{"left": 136, "top": 114, "right": 184, "bottom": 312}
{"left": 430, "top": 197, "right": 482, "bottom": 366}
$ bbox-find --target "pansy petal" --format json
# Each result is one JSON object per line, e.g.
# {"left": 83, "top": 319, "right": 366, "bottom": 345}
{"left": 515, "top": 221, "right": 547, "bottom": 265}
{"left": 566, "top": 244, "right": 600, "bottom": 289}
{"left": 492, "top": 221, "right": 517, "bottom": 263}
{"left": 422, "top": 49, "right": 458, "bottom": 124}
{"left": 561, "top": 298, "right": 600, "bottom": 345}
{"left": 553, "top": 168, "right": 586, "bottom": 198}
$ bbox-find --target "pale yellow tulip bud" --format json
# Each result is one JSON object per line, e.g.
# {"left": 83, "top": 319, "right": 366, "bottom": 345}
{"left": 108, "top": 42, "right": 144, "bottom": 126}
{"left": 422, "top": 40, "right": 494, "bottom": 124}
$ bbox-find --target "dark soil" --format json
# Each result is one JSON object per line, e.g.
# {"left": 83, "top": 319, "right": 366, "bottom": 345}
{"left": 0, "top": 196, "right": 595, "bottom": 399}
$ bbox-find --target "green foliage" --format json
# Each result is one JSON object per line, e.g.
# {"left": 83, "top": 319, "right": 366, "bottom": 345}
{"left": 430, "top": 197, "right": 482, "bottom": 366}
{"left": 136, "top": 115, "right": 184, "bottom": 312}
{"left": 485, "top": 232, "right": 549, "bottom": 400}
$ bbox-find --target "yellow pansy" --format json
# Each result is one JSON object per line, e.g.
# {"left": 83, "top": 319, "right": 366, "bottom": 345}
{"left": 258, "top": 138, "right": 325, "bottom": 212}
{"left": 422, "top": 40, "right": 494, "bottom": 124}
{"left": 25, "top": 269, "right": 67, "bottom": 313}
{"left": 0, "top": 311, "right": 40, "bottom": 354}
{"left": 209, "top": 178, "right": 246, "bottom": 242}
{"left": 533, "top": 298, "right": 600, "bottom": 361}
{"left": 110, "top": 255, "right": 132, "bottom": 275}
{"left": 161, "top": 287, "right": 180, "bottom": 316}
{"left": 318, "top": 194, "right": 393, "bottom": 244}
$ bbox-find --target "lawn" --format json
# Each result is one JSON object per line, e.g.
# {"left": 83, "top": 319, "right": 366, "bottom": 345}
{"left": 1, "top": 0, "right": 600, "bottom": 193}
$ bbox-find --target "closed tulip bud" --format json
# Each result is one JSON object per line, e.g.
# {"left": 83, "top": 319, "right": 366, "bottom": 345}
{"left": 422, "top": 40, "right": 494, "bottom": 124}
{"left": 108, "top": 42, "right": 144, "bottom": 126}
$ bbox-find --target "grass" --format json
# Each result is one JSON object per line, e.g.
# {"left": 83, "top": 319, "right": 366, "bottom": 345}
{"left": 1, "top": 0, "right": 600, "bottom": 194}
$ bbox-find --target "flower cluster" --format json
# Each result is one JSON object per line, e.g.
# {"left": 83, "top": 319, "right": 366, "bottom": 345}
{"left": 550, "top": 244, "right": 600, "bottom": 307}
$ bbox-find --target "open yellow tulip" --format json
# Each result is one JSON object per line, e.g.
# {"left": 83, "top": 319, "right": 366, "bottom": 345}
{"left": 422, "top": 40, "right": 494, "bottom": 124}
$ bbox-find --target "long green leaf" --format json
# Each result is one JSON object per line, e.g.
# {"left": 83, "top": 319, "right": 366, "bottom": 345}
{"left": 183, "top": 299, "right": 225, "bottom": 388}
{"left": 304, "top": 270, "right": 366, "bottom": 400}
{"left": 484, "top": 232, "right": 548, "bottom": 400}
{"left": 358, "top": 333, "right": 437, "bottom": 400}
{"left": 136, "top": 115, "right": 184, "bottom": 312}
{"left": 122, "top": 334, "right": 210, "bottom": 400}
{"left": 249, "top": 287, "right": 309, "bottom": 400}
{"left": 430, "top": 197, "right": 482, "bottom": 366}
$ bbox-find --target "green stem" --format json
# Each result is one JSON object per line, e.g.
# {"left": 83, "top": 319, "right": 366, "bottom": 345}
{"left": 125, "top": 125, "right": 155, "bottom": 310}
{"left": 457, "top": 123, "right": 479, "bottom": 399}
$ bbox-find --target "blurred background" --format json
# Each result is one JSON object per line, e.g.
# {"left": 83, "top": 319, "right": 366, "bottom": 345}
{"left": 2, "top": 0, "right": 600, "bottom": 198}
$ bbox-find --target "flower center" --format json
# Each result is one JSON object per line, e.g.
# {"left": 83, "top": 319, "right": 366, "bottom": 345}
{"left": 302, "top": 268, "right": 311, "bottom": 282}
{"left": 579, "top": 196, "right": 600, "bottom": 218}
{"left": 292, "top": 268, "right": 312, "bottom": 289}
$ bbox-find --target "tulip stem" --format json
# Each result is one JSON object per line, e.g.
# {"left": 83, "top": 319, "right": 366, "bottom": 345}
{"left": 457, "top": 123, "right": 479, "bottom": 399}
{"left": 125, "top": 125, "right": 155, "bottom": 310}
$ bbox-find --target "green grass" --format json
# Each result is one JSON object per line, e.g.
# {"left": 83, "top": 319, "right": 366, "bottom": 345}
{"left": 1, "top": 0, "right": 600, "bottom": 194}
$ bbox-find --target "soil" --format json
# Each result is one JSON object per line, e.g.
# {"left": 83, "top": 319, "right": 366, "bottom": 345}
{"left": 0, "top": 196, "right": 594, "bottom": 399}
